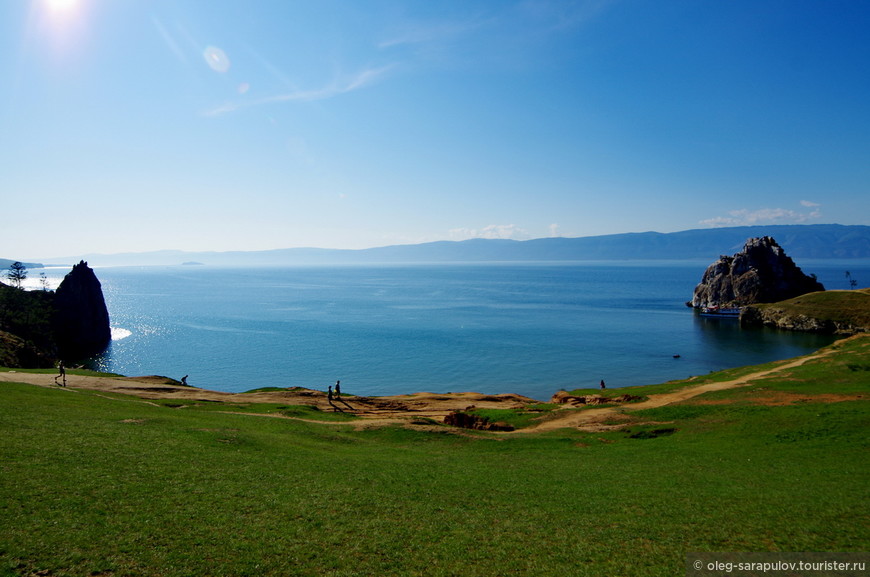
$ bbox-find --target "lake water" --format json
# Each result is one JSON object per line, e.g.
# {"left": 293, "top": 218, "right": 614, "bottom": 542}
{"left": 40, "top": 260, "right": 868, "bottom": 401}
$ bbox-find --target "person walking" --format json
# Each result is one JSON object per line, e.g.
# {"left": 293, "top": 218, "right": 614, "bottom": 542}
{"left": 55, "top": 361, "right": 66, "bottom": 387}
{"left": 328, "top": 386, "right": 334, "bottom": 402}
{"left": 600, "top": 379, "right": 606, "bottom": 390}
{"left": 334, "top": 380, "right": 341, "bottom": 399}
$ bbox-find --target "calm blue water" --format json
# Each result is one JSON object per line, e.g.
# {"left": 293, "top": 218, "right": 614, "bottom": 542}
{"left": 62, "top": 260, "right": 868, "bottom": 400}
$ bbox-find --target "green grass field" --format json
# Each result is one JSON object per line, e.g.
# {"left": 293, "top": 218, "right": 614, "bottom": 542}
{"left": 2, "top": 337, "right": 868, "bottom": 576}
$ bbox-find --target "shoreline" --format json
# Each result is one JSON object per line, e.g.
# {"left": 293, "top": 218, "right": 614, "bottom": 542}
{"left": 3, "top": 334, "right": 864, "bottom": 431}
{"left": 0, "top": 371, "right": 539, "bottom": 422}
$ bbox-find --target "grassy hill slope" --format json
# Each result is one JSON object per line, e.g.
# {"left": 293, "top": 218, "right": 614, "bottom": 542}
{"left": 2, "top": 336, "right": 868, "bottom": 576}
{"left": 743, "top": 288, "right": 870, "bottom": 334}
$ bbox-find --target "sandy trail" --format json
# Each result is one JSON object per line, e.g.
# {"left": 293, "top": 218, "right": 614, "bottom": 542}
{"left": 0, "top": 337, "right": 853, "bottom": 432}
{"left": 0, "top": 371, "right": 533, "bottom": 424}
{"left": 523, "top": 344, "right": 842, "bottom": 432}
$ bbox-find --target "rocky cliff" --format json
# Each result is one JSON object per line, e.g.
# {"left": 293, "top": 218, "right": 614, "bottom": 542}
{"left": 53, "top": 261, "right": 111, "bottom": 361}
{"left": 0, "top": 280, "right": 57, "bottom": 368}
{"left": 691, "top": 237, "right": 825, "bottom": 308}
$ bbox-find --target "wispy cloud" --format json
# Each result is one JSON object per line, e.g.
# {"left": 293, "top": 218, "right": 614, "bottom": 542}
{"left": 152, "top": 17, "right": 203, "bottom": 67}
{"left": 515, "top": 0, "right": 618, "bottom": 32}
{"left": 378, "top": 2, "right": 612, "bottom": 61}
{"left": 203, "top": 65, "right": 395, "bottom": 117}
{"left": 152, "top": 17, "right": 186, "bottom": 64}
{"left": 375, "top": 2, "right": 616, "bottom": 77}
{"left": 449, "top": 224, "right": 530, "bottom": 241}
{"left": 343, "top": 66, "right": 393, "bottom": 91}
{"left": 378, "top": 18, "right": 485, "bottom": 50}
{"left": 700, "top": 204, "right": 823, "bottom": 228}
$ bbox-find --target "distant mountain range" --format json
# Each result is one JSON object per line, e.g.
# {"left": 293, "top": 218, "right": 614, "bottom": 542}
{"left": 0, "top": 259, "right": 45, "bottom": 270}
{"left": 15, "top": 224, "right": 870, "bottom": 268}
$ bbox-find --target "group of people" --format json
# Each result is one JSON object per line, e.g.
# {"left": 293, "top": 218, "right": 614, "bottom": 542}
{"left": 327, "top": 380, "right": 341, "bottom": 401}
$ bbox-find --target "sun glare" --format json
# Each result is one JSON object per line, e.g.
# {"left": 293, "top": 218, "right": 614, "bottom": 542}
{"left": 37, "top": 0, "right": 87, "bottom": 48}
{"left": 44, "top": 0, "right": 79, "bottom": 15}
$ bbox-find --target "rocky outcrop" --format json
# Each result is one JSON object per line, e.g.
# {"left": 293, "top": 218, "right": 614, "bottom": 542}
{"left": 443, "top": 411, "right": 515, "bottom": 431}
{"left": 691, "top": 237, "right": 824, "bottom": 308}
{"left": 551, "top": 391, "right": 644, "bottom": 406}
{"left": 53, "top": 261, "right": 111, "bottom": 361}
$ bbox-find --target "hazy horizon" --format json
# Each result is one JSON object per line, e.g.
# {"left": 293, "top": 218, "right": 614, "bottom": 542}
{"left": 21, "top": 223, "right": 697, "bottom": 261}
{"left": 3, "top": 1, "right": 869, "bottom": 259}
{"left": 8, "top": 222, "right": 867, "bottom": 265}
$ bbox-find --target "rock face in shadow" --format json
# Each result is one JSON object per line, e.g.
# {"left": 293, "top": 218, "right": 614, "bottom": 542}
{"left": 691, "top": 237, "right": 825, "bottom": 308}
{"left": 53, "top": 261, "right": 111, "bottom": 361}
{"left": 0, "top": 280, "right": 58, "bottom": 367}
{"left": 0, "top": 329, "right": 54, "bottom": 368}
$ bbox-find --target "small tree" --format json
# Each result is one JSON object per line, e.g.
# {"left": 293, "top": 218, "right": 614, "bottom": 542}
{"left": 845, "top": 271, "right": 858, "bottom": 290}
{"left": 6, "top": 261, "right": 27, "bottom": 289}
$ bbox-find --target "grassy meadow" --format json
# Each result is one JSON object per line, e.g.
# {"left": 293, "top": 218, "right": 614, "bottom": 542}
{"left": 750, "top": 287, "right": 870, "bottom": 330}
{"left": 1, "top": 336, "right": 868, "bottom": 576}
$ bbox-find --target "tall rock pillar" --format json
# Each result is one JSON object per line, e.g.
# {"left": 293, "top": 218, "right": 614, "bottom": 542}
{"left": 53, "top": 261, "right": 111, "bottom": 361}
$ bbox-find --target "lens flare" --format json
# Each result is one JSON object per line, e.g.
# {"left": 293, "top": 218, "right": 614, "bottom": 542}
{"left": 203, "top": 46, "right": 231, "bottom": 73}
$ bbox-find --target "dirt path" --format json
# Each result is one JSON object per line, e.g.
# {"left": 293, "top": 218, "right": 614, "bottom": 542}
{"left": 522, "top": 344, "right": 842, "bottom": 433}
{"left": 0, "top": 337, "right": 854, "bottom": 433}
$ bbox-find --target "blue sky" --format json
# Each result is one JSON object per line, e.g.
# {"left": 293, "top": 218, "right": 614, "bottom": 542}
{"left": 2, "top": 0, "right": 869, "bottom": 259}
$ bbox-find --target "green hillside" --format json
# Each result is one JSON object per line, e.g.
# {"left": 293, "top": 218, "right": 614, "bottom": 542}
{"left": 746, "top": 288, "right": 870, "bottom": 333}
{"left": 2, "top": 336, "right": 868, "bottom": 576}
